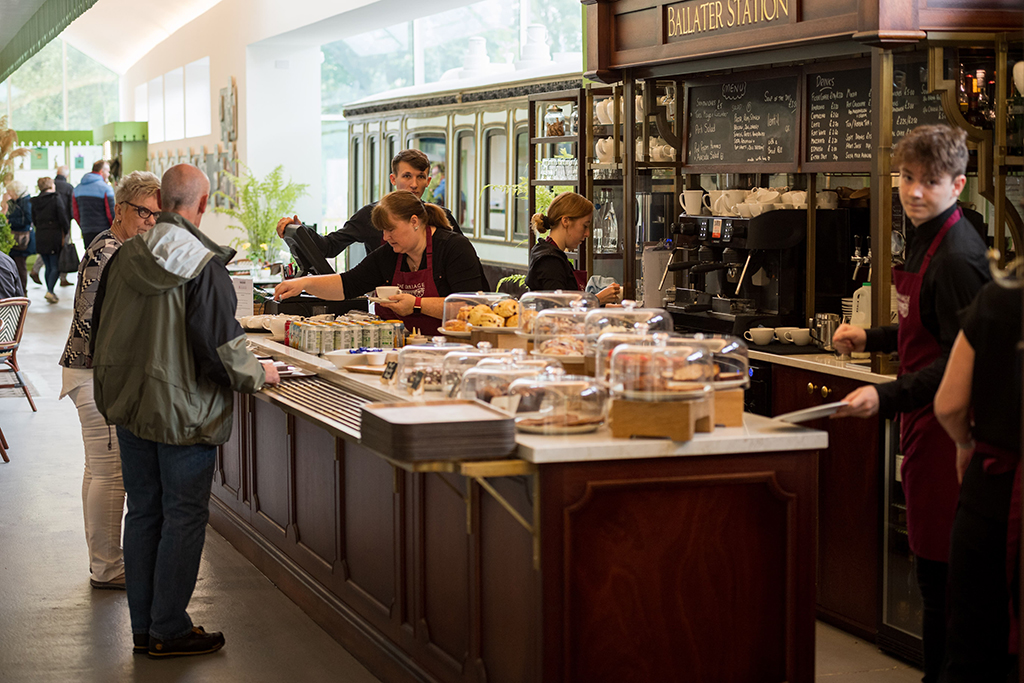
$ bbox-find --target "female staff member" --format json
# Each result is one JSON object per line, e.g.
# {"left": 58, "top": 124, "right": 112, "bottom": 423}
{"left": 274, "top": 190, "right": 487, "bottom": 335}
{"left": 934, "top": 281, "right": 1021, "bottom": 682}
{"left": 525, "top": 192, "right": 620, "bottom": 305}
{"left": 58, "top": 171, "right": 161, "bottom": 590}
{"left": 830, "top": 125, "right": 990, "bottom": 682}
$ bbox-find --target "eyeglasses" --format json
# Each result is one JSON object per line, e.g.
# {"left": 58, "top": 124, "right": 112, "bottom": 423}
{"left": 121, "top": 200, "right": 158, "bottom": 220}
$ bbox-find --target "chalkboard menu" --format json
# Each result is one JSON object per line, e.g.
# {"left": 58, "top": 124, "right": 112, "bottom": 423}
{"left": 806, "top": 67, "right": 949, "bottom": 164}
{"left": 686, "top": 75, "right": 799, "bottom": 166}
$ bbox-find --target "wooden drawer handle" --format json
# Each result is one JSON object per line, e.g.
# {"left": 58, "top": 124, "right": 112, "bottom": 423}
{"left": 807, "top": 383, "right": 818, "bottom": 395}
{"left": 821, "top": 385, "right": 832, "bottom": 399}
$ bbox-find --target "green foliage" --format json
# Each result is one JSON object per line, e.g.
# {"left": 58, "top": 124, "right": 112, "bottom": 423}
{"left": 212, "top": 164, "right": 309, "bottom": 264}
{"left": 485, "top": 176, "right": 573, "bottom": 235}
{"left": 0, "top": 115, "right": 29, "bottom": 186}
{"left": 496, "top": 273, "right": 529, "bottom": 296}
{"left": 0, "top": 213, "right": 13, "bottom": 254}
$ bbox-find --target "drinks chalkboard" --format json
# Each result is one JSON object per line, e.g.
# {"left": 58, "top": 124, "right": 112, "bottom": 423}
{"left": 806, "top": 67, "right": 949, "bottom": 165}
{"left": 686, "top": 75, "right": 799, "bottom": 166}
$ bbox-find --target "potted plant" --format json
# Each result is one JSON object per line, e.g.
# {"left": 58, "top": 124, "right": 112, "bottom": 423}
{"left": 212, "top": 164, "right": 308, "bottom": 265}
{"left": 0, "top": 116, "right": 28, "bottom": 254}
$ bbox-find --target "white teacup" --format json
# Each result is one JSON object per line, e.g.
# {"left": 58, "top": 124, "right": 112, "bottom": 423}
{"left": 756, "top": 190, "right": 780, "bottom": 203}
{"left": 782, "top": 190, "right": 807, "bottom": 205}
{"left": 596, "top": 137, "right": 615, "bottom": 162}
{"left": 265, "top": 316, "right": 289, "bottom": 340}
{"left": 736, "top": 203, "right": 752, "bottom": 218}
{"left": 744, "top": 327, "right": 775, "bottom": 345}
{"left": 784, "top": 328, "right": 812, "bottom": 346}
{"left": 774, "top": 326, "right": 797, "bottom": 344}
{"left": 747, "top": 202, "right": 764, "bottom": 217}
{"left": 680, "top": 190, "right": 705, "bottom": 216}
{"left": 712, "top": 195, "right": 739, "bottom": 217}
{"left": 376, "top": 286, "right": 400, "bottom": 299}
{"left": 596, "top": 99, "right": 613, "bottom": 125}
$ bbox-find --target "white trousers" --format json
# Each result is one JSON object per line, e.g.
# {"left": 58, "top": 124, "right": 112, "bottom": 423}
{"left": 67, "top": 378, "right": 126, "bottom": 582}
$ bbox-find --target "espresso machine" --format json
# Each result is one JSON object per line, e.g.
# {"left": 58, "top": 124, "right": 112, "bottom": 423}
{"left": 666, "top": 211, "right": 807, "bottom": 335}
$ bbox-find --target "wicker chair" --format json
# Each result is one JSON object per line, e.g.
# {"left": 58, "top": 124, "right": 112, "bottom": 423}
{"left": 0, "top": 297, "right": 36, "bottom": 414}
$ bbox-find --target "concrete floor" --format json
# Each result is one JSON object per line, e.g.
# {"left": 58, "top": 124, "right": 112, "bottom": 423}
{"left": 0, "top": 275, "right": 923, "bottom": 682}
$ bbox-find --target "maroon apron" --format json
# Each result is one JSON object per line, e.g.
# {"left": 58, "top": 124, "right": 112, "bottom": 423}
{"left": 545, "top": 237, "right": 588, "bottom": 290}
{"left": 375, "top": 227, "right": 442, "bottom": 336}
{"left": 894, "top": 208, "right": 962, "bottom": 562}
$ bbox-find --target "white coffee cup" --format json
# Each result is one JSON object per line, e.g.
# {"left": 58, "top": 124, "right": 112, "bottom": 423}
{"left": 596, "top": 137, "right": 615, "bottom": 162}
{"left": 775, "top": 326, "right": 797, "bottom": 344}
{"left": 736, "top": 203, "right": 752, "bottom": 218}
{"left": 782, "top": 190, "right": 807, "bottom": 205}
{"left": 376, "top": 286, "right": 400, "bottom": 299}
{"left": 784, "top": 328, "right": 812, "bottom": 346}
{"left": 680, "top": 190, "right": 705, "bottom": 216}
{"left": 744, "top": 327, "right": 775, "bottom": 345}
{"left": 265, "top": 316, "right": 289, "bottom": 340}
{"left": 596, "top": 99, "right": 613, "bottom": 125}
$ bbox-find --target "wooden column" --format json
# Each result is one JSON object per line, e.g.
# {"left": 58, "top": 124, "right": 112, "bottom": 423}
{"left": 870, "top": 48, "right": 896, "bottom": 375}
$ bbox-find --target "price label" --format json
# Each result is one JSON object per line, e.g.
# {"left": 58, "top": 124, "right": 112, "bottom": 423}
{"left": 408, "top": 370, "right": 426, "bottom": 395}
{"left": 381, "top": 361, "right": 399, "bottom": 385}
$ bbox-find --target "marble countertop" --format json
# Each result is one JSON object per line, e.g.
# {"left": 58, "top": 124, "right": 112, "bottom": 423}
{"left": 249, "top": 334, "right": 827, "bottom": 464}
{"left": 748, "top": 350, "right": 896, "bottom": 384}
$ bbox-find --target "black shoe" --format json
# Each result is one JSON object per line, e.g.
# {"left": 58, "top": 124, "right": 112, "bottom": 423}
{"left": 148, "top": 626, "right": 225, "bottom": 659}
{"left": 59, "top": 277, "right": 73, "bottom": 287}
{"left": 29, "top": 271, "right": 41, "bottom": 285}
{"left": 133, "top": 633, "right": 149, "bottom": 654}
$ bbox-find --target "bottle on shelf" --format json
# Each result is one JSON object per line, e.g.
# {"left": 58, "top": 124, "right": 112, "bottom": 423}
{"left": 603, "top": 191, "right": 619, "bottom": 253}
{"left": 592, "top": 190, "right": 606, "bottom": 253}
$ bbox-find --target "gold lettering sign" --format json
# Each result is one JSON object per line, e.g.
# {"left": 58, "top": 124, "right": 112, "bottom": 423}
{"left": 666, "top": 0, "right": 790, "bottom": 40}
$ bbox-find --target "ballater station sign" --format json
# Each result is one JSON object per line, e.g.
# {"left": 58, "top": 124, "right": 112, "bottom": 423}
{"left": 666, "top": 0, "right": 791, "bottom": 39}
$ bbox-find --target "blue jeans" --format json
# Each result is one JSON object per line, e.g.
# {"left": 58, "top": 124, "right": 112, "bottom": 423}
{"left": 117, "top": 426, "right": 217, "bottom": 641}
{"left": 41, "top": 253, "right": 59, "bottom": 293}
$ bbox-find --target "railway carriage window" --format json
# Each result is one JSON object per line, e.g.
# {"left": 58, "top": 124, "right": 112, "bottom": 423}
{"left": 387, "top": 135, "right": 397, "bottom": 169}
{"left": 369, "top": 136, "right": 380, "bottom": 201}
{"left": 352, "top": 137, "right": 363, "bottom": 207}
{"left": 513, "top": 129, "right": 529, "bottom": 239}
{"left": 483, "top": 128, "right": 508, "bottom": 238}
{"left": 407, "top": 132, "right": 447, "bottom": 206}
{"left": 456, "top": 131, "right": 476, "bottom": 235}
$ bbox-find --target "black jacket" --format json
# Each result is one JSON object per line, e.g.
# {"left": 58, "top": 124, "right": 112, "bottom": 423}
{"left": 865, "top": 204, "right": 990, "bottom": 417}
{"left": 306, "top": 202, "right": 462, "bottom": 258}
{"left": 31, "top": 192, "right": 69, "bottom": 255}
{"left": 526, "top": 237, "right": 581, "bottom": 292}
{"left": 54, "top": 174, "right": 74, "bottom": 228}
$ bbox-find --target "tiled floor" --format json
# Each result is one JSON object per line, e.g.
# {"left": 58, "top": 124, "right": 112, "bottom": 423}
{"left": 0, "top": 278, "right": 923, "bottom": 681}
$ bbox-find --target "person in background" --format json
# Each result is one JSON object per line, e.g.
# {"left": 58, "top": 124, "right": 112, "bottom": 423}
{"left": 277, "top": 149, "right": 462, "bottom": 260}
{"left": 54, "top": 165, "right": 75, "bottom": 286}
{"left": 91, "top": 164, "right": 279, "bottom": 658}
{"left": 830, "top": 124, "right": 990, "bottom": 683}
{"left": 59, "top": 171, "right": 161, "bottom": 593}
{"left": 5, "top": 180, "right": 34, "bottom": 291}
{"left": 526, "top": 191, "right": 620, "bottom": 305}
{"left": 934, "top": 280, "right": 1022, "bottom": 682}
{"left": 72, "top": 160, "right": 114, "bottom": 250}
{"left": 429, "top": 163, "right": 446, "bottom": 206}
{"left": 31, "top": 177, "right": 70, "bottom": 303}
{"left": 0, "top": 249, "right": 25, "bottom": 298}
{"left": 274, "top": 190, "right": 487, "bottom": 336}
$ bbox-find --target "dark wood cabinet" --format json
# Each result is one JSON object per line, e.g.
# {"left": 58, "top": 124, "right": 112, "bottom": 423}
{"left": 772, "top": 364, "right": 881, "bottom": 640}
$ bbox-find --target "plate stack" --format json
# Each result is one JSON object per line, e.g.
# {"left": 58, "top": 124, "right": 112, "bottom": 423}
{"left": 840, "top": 297, "right": 854, "bottom": 324}
{"left": 360, "top": 400, "right": 516, "bottom": 462}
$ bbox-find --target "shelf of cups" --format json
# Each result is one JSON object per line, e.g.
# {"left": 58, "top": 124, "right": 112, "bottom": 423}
{"left": 589, "top": 162, "right": 623, "bottom": 170}
{"left": 531, "top": 179, "right": 580, "bottom": 186}
{"left": 531, "top": 136, "right": 579, "bottom": 145}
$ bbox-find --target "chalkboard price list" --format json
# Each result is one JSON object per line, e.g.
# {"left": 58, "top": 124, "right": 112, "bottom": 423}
{"left": 807, "top": 72, "right": 873, "bottom": 163}
{"left": 687, "top": 76, "right": 798, "bottom": 166}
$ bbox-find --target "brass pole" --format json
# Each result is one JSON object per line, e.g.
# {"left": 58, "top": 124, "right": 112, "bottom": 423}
{"left": 871, "top": 48, "right": 895, "bottom": 375}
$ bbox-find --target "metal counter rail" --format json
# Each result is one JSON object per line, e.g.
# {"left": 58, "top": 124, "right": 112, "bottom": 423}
{"left": 259, "top": 375, "right": 368, "bottom": 440}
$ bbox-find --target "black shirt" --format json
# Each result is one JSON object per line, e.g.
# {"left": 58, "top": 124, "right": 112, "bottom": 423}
{"left": 54, "top": 174, "right": 74, "bottom": 229}
{"left": 340, "top": 227, "right": 487, "bottom": 299}
{"left": 526, "top": 238, "right": 581, "bottom": 292}
{"left": 961, "top": 281, "right": 1021, "bottom": 453}
{"left": 307, "top": 202, "right": 463, "bottom": 259}
{"left": 865, "top": 204, "right": 990, "bottom": 417}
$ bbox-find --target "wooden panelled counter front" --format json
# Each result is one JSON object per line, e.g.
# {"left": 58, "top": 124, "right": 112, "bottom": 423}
{"left": 210, "top": 363, "right": 824, "bottom": 683}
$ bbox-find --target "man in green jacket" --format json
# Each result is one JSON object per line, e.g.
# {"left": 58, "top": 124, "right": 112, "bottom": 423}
{"left": 92, "top": 164, "right": 280, "bottom": 659}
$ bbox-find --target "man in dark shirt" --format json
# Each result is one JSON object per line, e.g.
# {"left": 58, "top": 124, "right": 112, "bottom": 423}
{"left": 832, "top": 125, "right": 990, "bottom": 683}
{"left": 278, "top": 149, "right": 462, "bottom": 260}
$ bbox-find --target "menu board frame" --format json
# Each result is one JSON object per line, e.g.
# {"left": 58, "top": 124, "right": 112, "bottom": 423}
{"left": 681, "top": 66, "right": 803, "bottom": 173}
{"left": 802, "top": 58, "right": 874, "bottom": 174}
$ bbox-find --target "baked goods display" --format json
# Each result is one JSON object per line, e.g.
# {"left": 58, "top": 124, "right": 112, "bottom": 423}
{"left": 516, "top": 291, "right": 598, "bottom": 337}
{"left": 507, "top": 372, "right": 608, "bottom": 435}
{"left": 440, "top": 292, "right": 517, "bottom": 333}
{"left": 457, "top": 359, "right": 550, "bottom": 412}
{"left": 583, "top": 302, "right": 673, "bottom": 355}
{"left": 678, "top": 334, "right": 750, "bottom": 389}
{"left": 440, "top": 343, "right": 519, "bottom": 396}
{"left": 394, "top": 337, "right": 474, "bottom": 393}
{"left": 594, "top": 331, "right": 651, "bottom": 385}
{"left": 609, "top": 342, "right": 714, "bottom": 400}
{"left": 531, "top": 306, "right": 589, "bottom": 357}
{"left": 537, "top": 335, "right": 585, "bottom": 356}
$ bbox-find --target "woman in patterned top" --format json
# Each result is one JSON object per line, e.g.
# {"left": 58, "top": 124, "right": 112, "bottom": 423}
{"left": 59, "top": 171, "right": 160, "bottom": 590}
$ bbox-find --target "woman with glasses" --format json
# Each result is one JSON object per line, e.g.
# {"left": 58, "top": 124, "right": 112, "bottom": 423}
{"left": 59, "top": 170, "right": 160, "bottom": 591}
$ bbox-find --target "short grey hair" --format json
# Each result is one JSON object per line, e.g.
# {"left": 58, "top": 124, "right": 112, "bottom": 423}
{"left": 160, "top": 164, "right": 210, "bottom": 211}
{"left": 115, "top": 171, "right": 160, "bottom": 206}
{"left": 5, "top": 180, "right": 28, "bottom": 198}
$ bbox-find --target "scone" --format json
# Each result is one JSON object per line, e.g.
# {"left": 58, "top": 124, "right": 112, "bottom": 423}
{"left": 467, "top": 305, "right": 497, "bottom": 327}
{"left": 444, "top": 319, "right": 469, "bottom": 332}
{"left": 505, "top": 314, "right": 519, "bottom": 328}
{"left": 492, "top": 299, "right": 520, "bottom": 319}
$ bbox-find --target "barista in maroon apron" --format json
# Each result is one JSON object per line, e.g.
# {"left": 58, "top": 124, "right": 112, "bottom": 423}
{"left": 892, "top": 207, "right": 962, "bottom": 683}
{"left": 894, "top": 207, "right": 962, "bottom": 564}
{"left": 375, "top": 224, "right": 442, "bottom": 336}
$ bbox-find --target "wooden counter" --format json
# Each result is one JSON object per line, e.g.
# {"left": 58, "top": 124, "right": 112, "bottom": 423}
{"left": 211, "top": 338, "right": 825, "bottom": 682}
